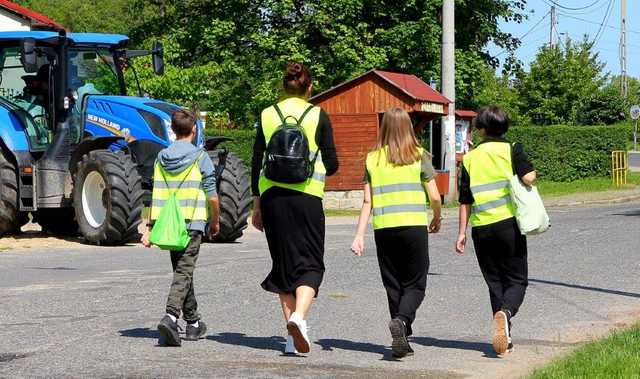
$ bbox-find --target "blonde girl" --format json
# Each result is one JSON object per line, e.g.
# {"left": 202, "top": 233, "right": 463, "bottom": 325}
{"left": 351, "top": 107, "right": 442, "bottom": 358}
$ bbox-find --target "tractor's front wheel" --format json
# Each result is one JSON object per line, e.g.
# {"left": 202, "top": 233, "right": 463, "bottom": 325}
{"left": 205, "top": 150, "right": 251, "bottom": 243}
{"left": 0, "top": 150, "right": 22, "bottom": 237}
{"left": 73, "top": 150, "right": 144, "bottom": 245}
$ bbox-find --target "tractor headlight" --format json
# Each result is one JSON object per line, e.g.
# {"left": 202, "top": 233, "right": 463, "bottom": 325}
{"left": 138, "top": 110, "right": 167, "bottom": 141}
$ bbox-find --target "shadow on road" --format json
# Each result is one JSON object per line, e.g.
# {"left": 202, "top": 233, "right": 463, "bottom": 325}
{"left": 530, "top": 278, "right": 640, "bottom": 298}
{"left": 119, "top": 328, "right": 160, "bottom": 339}
{"left": 315, "top": 339, "right": 403, "bottom": 361}
{"left": 409, "top": 337, "right": 497, "bottom": 358}
{"left": 612, "top": 209, "right": 640, "bottom": 216}
{"left": 207, "top": 333, "right": 285, "bottom": 351}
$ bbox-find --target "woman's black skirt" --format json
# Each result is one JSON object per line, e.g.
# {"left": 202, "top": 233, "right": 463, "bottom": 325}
{"left": 260, "top": 187, "right": 325, "bottom": 297}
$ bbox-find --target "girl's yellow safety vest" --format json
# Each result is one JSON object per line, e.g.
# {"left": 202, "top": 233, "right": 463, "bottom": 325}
{"left": 151, "top": 157, "right": 208, "bottom": 223}
{"left": 462, "top": 141, "right": 516, "bottom": 227}
{"left": 366, "top": 147, "right": 429, "bottom": 230}
{"left": 258, "top": 97, "right": 326, "bottom": 199}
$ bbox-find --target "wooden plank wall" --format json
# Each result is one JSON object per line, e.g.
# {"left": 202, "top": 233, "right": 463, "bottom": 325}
{"left": 315, "top": 77, "right": 415, "bottom": 115}
{"left": 326, "top": 113, "right": 378, "bottom": 191}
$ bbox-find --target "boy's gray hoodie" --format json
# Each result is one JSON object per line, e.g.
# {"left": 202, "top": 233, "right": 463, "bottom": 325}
{"left": 157, "top": 140, "right": 217, "bottom": 232}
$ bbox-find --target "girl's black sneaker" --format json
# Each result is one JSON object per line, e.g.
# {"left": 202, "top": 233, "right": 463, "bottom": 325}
{"left": 389, "top": 318, "right": 409, "bottom": 358}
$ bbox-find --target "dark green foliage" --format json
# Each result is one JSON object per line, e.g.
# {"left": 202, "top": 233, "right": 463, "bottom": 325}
{"left": 206, "top": 128, "right": 255, "bottom": 168}
{"left": 577, "top": 86, "right": 627, "bottom": 125}
{"left": 506, "top": 125, "right": 630, "bottom": 182}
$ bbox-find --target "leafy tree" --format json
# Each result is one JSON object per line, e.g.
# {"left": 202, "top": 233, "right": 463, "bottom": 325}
{"left": 516, "top": 38, "right": 606, "bottom": 125}
{"left": 14, "top": 0, "right": 135, "bottom": 34}
{"left": 128, "top": 0, "right": 527, "bottom": 127}
{"left": 473, "top": 64, "right": 528, "bottom": 125}
{"left": 16, "top": 0, "right": 529, "bottom": 127}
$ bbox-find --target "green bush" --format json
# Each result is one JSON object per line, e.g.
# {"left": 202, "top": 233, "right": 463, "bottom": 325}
{"left": 506, "top": 125, "right": 629, "bottom": 182}
{"left": 205, "top": 128, "right": 255, "bottom": 168}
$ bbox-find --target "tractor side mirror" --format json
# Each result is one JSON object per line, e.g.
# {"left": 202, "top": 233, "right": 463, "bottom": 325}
{"left": 152, "top": 41, "right": 164, "bottom": 75}
{"left": 20, "top": 38, "right": 38, "bottom": 73}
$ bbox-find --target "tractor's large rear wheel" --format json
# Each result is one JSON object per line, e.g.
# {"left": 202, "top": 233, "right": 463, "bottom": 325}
{"left": 73, "top": 150, "right": 144, "bottom": 245}
{"left": 0, "top": 150, "right": 22, "bottom": 237}
{"left": 205, "top": 150, "right": 251, "bottom": 243}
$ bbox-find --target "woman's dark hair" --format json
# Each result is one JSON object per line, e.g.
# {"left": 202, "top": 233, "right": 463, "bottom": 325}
{"left": 474, "top": 106, "right": 510, "bottom": 137}
{"left": 283, "top": 62, "right": 312, "bottom": 96}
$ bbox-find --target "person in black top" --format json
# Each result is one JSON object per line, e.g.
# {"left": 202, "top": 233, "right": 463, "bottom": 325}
{"left": 456, "top": 106, "right": 536, "bottom": 355}
{"left": 251, "top": 63, "right": 338, "bottom": 355}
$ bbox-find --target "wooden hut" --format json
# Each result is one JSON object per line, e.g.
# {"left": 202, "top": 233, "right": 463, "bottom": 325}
{"left": 310, "top": 69, "right": 451, "bottom": 193}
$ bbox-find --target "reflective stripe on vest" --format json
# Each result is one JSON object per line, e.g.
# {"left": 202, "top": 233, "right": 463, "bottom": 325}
{"left": 258, "top": 97, "right": 326, "bottom": 198}
{"left": 150, "top": 158, "right": 208, "bottom": 222}
{"left": 463, "top": 141, "right": 515, "bottom": 227}
{"left": 366, "top": 147, "right": 429, "bottom": 230}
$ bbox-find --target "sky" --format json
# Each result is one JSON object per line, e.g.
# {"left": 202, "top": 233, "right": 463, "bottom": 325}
{"left": 487, "top": 0, "right": 639, "bottom": 79}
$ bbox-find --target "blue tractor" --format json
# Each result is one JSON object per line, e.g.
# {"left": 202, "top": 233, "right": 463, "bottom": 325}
{"left": 0, "top": 30, "right": 251, "bottom": 244}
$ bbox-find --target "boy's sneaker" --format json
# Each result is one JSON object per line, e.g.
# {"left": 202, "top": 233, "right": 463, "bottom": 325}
{"left": 287, "top": 312, "right": 310, "bottom": 353}
{"left": 389, "top": 318, "right": 410, "bottom": 358}
{"left": 158, "top": 315, "right": 181, "bottom": 347}
{"left": 184, "top": 320, "right": 207, "bottom": 341}
{"left": 492, "top": 311, "right": 510, "bottom": 355}
{"left": 284, "top": 334, "right": 299, "bottom": 355}
{"left": 507, "top": 338, "right": 514, "bottom": 353}
{"left": 406, "top": 343, "right": 415, "bottom": 357}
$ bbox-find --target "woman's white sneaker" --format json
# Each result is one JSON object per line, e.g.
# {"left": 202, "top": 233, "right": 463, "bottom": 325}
{"left": 284, "top": 334, "right": 299, "bottom": 354}
{"left": 287, "top": 312, "right": 310, "bottom": 353}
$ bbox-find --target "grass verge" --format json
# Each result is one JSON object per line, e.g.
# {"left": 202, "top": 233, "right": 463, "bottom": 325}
{"left": 529, "top": 324, "right": 640, "bottom": 379}
{"left": 537, "top": 172, "right": 640, "bottom": 198}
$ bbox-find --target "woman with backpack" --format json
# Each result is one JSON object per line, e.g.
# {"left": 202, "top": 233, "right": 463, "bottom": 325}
{"left": 455, "top": 106, "right": 536, "bottom": 355}
{"left": 251, "top": 62, "right": 339, "bottom": 355}
{"left": 351, "top": 107, "right": 442, "bottom": 358}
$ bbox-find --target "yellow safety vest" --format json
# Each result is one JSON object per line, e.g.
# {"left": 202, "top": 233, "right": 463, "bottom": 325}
{"left": 151, "top": 156, "right": 208, "bottom": 223}
{"left": 258, "top": 97, "right": 326, "bottom": 198}
{"left": 462, "top": 141, "right": 516, "bottom": 227}
{"left": 366, "top": 147, "right": 429, "bottom": 230}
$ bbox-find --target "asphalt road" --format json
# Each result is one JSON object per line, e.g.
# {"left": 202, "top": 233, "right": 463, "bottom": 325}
{"left": 1, "top": 202, "right": 639, "bottom": 378}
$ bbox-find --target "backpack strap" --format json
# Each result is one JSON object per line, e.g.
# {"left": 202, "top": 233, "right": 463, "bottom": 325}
{"left": 273, "top": 104, "right": 286, "bottom": 124}
{"left": 298, "top": 105, "right": 321, "bottom": 169}
{"left": 298, "top": 105, "right": 315, "bottom": 125}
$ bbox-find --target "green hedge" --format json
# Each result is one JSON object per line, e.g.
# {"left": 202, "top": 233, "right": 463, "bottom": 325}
{"left": 506, "top": 125, "right": 629, "bottom": 182}
{"left": 206, "top": 128, "right": 255, "bottom": 167}
{"left": 210, "top": 124, "right": 633, "bottom": 182}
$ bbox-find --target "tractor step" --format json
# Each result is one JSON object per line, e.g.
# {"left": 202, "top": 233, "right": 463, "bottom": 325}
{"left": 18, "top": 166, "right": 37, "bottom": 212}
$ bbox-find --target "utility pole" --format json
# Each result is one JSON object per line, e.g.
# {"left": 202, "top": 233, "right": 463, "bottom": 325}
{"left": 620, "top": 0, "right": 628, "bottom": 97}
{"left": 550, "top": 6, "right": 557, "bottom": 47}
{"left": 441, "top": 0, "right": 456, "bottom": 203}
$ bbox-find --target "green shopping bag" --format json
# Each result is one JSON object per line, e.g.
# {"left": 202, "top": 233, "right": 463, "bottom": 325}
{"left": 149, "top": 192, "right": 190, "bottom": 250}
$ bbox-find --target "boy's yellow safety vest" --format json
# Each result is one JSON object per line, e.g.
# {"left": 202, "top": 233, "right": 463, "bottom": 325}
{"left": 258, "top": 97, "right": 326, "bottom": 199}
{"left": 151, "top": 157, "right": 208, "bottom": 223}
{"left": 366, "top": 147, "right": 429, "bottom": 230}
{"left": 462, "top": 141, "right": 516, "bottom": 227}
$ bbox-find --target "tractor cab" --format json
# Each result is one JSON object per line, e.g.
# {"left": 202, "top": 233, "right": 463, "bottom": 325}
{"left": 0, "top": 31, "right": 250, "bottom": 245}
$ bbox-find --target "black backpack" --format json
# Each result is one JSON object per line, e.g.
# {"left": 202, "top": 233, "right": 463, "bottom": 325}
{"left": 263, "top": 104, "right": 319, "bottom": 184}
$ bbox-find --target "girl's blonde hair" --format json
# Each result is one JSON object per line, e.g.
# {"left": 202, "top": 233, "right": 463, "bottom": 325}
{"left": 375, "top": 107, "right": 421, "bottom": 166}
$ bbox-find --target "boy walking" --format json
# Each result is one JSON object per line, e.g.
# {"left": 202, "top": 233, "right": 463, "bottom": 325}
{"left": 142, "top": 109, "right": 220, "bottom": 347}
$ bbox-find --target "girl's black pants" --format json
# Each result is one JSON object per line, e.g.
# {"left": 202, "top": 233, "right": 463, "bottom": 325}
{"left": 374, "top": 226, "right": 429, "bottom": 336}
{"left": 471, "top": 217, "right": 528, "bottom": 318}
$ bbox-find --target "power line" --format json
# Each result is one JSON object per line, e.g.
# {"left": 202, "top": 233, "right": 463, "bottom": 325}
{"left": 558, "top": 11, "right": 640, "bottom": 35}
{"left": 541, "top": 0, "right": 606, "bottom": 11}
{"left": 494, "top": 11, "right": 551, "bottom": 57}
{"left": 593, "top": 0, "right": 615, "bottom": 46}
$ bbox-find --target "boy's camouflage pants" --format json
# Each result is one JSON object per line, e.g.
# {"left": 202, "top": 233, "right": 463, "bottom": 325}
{"left": 166, "top": 232, "right": 202, "bottom": 322}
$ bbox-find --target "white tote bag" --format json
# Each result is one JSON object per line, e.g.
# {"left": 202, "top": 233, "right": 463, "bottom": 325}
{"left": 509, "top": 175, "right": 550, "bottom": 235}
